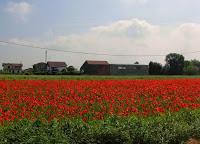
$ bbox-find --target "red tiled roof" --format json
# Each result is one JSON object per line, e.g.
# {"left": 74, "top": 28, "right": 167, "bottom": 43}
{"left": 86, "top": 60, "right": 109, "bottom": 65}
{"left": 47, "top": 61, "right": 67, "bottom": 67}
{"left": 2, "top": 63, "right": 23, "bottom": 67}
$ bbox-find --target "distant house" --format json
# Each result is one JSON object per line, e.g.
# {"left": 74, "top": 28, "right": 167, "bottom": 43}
{"left": 47, "top": 61, "right": 67, "bottom": 74}
{"left": 110, "top": 64, "right": 148, "bottom": 75}
{"left": 2, "top": 63, "right": 23, "bottom": 74}
{"left": 33, "top": 62, "right": 47, "bottom": 74}
{"left": 80, "top": 60, "right": 110, "bottom": 75}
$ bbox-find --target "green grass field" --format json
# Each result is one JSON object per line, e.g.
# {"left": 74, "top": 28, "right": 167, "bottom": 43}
{"left": 0, "top": 74, "right": 200, "bottom": 80}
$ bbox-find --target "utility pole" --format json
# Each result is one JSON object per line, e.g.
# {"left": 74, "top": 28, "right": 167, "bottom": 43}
{"left": 45, "top": 50, "right": 47, "bottom": 63}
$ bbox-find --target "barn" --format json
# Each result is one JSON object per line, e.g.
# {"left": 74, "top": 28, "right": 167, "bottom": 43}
{"left": 47, "top": 61, "right": 67, "bottom": 74}
{"left": 80, "top": 60, "right": 110, "bottom": 75}
{"left": 109, "top": 64, "right": 148, "bottom": 75}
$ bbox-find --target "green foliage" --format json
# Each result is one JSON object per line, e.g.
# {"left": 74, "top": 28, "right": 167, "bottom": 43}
{"left": 0, "top": 119, "right": 69, "bottom": 143}
{"left": 66, "top": 65, "right": 81, "bottom": 75}
{"left": 33, "top": 63, "right": 47, "bottom": 75}
{"left": 60, "top": 66, "right": 80, "bottom": 75}
{"left": 1, "top": 109, "right": 200, "bottom": 143}
{"left": 149, "top": 61, "right": 162, "bottom": 75}
{"left": 67, "top": 66, "right": 76, "bottom": 73}
{"left": 165, "top": 53, "right": 185, "bottom": 75}
{"left": 184, "top": 63, "right": 199, "bottom": 75}
{"left": 2, "top": 74, "right": 200, "bottom": 80}
{"left": 61, "top": 68, "right": 67, "bottom": 74}
{"left": 0, "top": 70, "right": 12, "bottom": 75}
{"left": 191, "top": 59, "right": 200, "bottom": 70}
{"left": 23, "top": 68, "right": 34, "bottom": 75}
{"left": 183, "top": 59, "right": 200, "bottom": 75}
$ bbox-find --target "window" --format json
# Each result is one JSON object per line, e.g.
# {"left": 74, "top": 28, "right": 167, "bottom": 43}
{"left": 132, "top": 67, "right": 137, "bottom": 70}
{"left": 136, "top": 66, "right": 141, "bottom": 70}
{"left": 118, "top": 66, "right": 126, "bottom": 70}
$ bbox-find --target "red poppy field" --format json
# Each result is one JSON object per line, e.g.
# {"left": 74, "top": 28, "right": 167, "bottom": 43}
{"left": 1, "top": 79, "right": 200, "bottom": 123}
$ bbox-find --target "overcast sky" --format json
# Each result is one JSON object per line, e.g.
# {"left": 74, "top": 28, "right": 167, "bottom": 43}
{"left": 1, "top": 0, "right": 200, "bottom": 69}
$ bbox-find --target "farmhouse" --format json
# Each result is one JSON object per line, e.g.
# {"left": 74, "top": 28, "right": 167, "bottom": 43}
{"left": 47, "top": 61, "right": 67, "bottom": 74}
{"left": 110, "top": 64, "right": 148, "bottom": 75}
{"left": 33, "top": 62, "right": 47, "bottom": 74}
{"left": 2, "top": 63, "right": 23, "bottom": 74}
{"left": 80, "top": 60, "right": 110, "bottom": 75}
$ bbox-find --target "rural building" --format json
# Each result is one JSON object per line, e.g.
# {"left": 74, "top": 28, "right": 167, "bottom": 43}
{"left": 33, "top": 62, "right": 47, "bottom": 74}
{"left": 2, "top": 63, "right": 23, "bottom": 74}
{"left": 47, "top": 61, "right": 67, "bottom": 74}
{"left": 80, "top": 60, "right": 110, "bottom": 75}
{"left": 110, "top": 64, "right": 148, "bottom": 75}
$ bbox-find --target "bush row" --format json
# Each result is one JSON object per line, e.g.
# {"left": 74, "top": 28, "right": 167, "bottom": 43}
{"left": 1, "top": 109, "right": 200, "bottom": 144}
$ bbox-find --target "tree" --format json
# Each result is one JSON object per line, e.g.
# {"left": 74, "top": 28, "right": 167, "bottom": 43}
{"left": 33, "top": 63, "right": 47, "bottom": 74}
{"left": 183, "top": 63, "right": 198, "bottom": 75}
{"left": 184, "top": 60, "right": 191, "bottom": 68}
{"left": 148, "top": 61, "right": 162, "bottom": 75}
{"left": 23, "top": 68, "right": 33, "bottom": 75}
{"left": 183, "top": 59, "right": 200, "bottom": 75}
{"left": 191, "top": 59, "right": 200, "bottom": 67}
{"left": 67, "top": 66, "right": 76, "bottom": 74}
{"left": 134, "top": 61, "right": 139, "bottom": 64}
{"left": 162, "top": 64, "right": 170, "bottom": 75}
{"left": 191, "top": 59, "right": 200, "bottom": 73}
{"left": 165, "top": 53, "right": 185, "bottom": 75}
{"left": 61, "top": 69, "right": 67, "bottom": 74}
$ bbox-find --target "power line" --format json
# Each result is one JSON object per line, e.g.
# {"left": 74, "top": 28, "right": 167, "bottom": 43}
{"left": 0, "top": 41, "right": 46, "bottom": 50}
{"left": 0, "top": 40, "right": 188, "bottom": 57}
{"left": 182, "top": 51, "right": 200, "bottom": 55}
{"left": 0, "top": 40, "right": 166, "bottom": 57}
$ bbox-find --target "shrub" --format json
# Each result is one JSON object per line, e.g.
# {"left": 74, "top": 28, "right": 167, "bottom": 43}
{"left": 184, "top": 63, "right": 199, "bottom": 75}
{"left": 1, "top": 109, "right": 200, "bottom": 143}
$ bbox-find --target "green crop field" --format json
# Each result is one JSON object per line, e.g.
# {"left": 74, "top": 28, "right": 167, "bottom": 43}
{"left": 0, "top": 74, "right": 200, "bottom": 80}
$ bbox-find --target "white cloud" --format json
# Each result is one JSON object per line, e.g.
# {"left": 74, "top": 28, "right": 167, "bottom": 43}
{"left": 90, "top": 19, "right": 159, "bottom": 38}
{"left": 5, "top": 1, "right": 32, "bottom": 21}
{"left": 120, "top": 0, "right": 148, "bottom": 5}
{"left": 50, "top": 19, "right": 200, "bottom": 66}
{"left": 8, "top": 19, "right": 200, "bottom": 68}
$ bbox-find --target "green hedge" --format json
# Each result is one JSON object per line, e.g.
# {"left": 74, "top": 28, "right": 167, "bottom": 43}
{"left": 1, "top": 109, "right": 200, "bottom": 143}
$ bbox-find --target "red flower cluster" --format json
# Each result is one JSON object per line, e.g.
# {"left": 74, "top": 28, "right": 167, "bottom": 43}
{"left": 0, "top": 79, "right": 200, "bottom": 123}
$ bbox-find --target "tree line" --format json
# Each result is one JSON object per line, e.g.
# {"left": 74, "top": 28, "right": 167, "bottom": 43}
{"left": 149, "top": 53, "right": 200, "bottom": 75}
